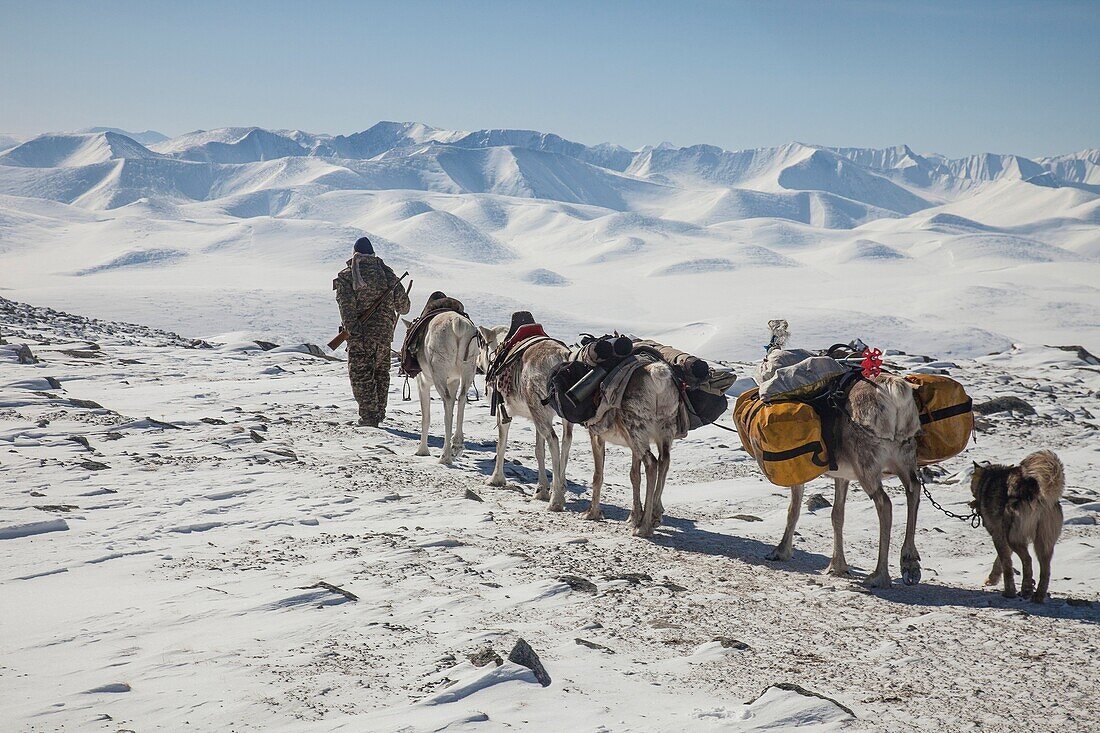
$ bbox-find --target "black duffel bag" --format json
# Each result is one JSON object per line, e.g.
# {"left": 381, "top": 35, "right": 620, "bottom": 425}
{"left": 544, "top": 361, "right": 599, "bottom": 424}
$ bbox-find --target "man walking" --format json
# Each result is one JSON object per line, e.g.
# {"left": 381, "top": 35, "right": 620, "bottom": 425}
{"left": 334, "top": 237, "right": 411, "bottom": 426}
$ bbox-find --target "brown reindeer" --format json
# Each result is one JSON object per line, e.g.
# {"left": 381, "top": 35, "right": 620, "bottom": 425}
{"left": 761, "top": 321, "right": 923, "bottom": 588}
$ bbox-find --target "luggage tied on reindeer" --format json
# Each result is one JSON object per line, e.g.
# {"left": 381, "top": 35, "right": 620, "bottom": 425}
{"left": 399, "top": 292, "right": 477, "bottom": 379}
{"left": 543, "top": 334, "right": 737, "bottom": 430}
{"left": 734, "top": 351, "right": 974, "bottom": 487}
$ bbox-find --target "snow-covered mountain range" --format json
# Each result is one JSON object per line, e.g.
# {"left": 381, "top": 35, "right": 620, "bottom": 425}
{"left": 1, "top": 122, "right": 1097, "bottom": 356}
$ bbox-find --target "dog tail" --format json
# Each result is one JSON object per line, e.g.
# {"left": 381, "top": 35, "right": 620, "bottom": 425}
{"left": 1021, "top": 450, "right": 1065, "bottom": 504}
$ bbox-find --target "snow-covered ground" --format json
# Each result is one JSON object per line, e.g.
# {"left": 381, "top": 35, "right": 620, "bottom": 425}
{"left": 2, "top": 297, "right": 1098, "bottom": 733}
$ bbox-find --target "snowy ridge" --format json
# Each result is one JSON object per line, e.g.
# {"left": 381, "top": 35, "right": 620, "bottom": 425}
{"left": 0, "top": 121, "right": 1096, "bottom": 356}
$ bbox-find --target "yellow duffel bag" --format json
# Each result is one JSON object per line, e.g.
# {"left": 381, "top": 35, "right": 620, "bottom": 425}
{"left": 734, "top": 387, "right": 831, "bottom": 487}
{"left": 904, "top": 373, "right": 974, "bottom": 465}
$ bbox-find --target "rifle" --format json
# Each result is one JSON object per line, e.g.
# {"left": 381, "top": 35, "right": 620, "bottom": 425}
{"left": 329, "top": 272, "right": 412, "bottom": 351}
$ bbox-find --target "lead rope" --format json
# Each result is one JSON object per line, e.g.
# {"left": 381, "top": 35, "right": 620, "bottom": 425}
{"left": 921, "top": 476, "right": 982, "bottom": 528}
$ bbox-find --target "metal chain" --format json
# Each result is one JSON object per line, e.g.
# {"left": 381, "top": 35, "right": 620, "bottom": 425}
{"left": 921, "top": 481, "right": 982, "bottom": 528}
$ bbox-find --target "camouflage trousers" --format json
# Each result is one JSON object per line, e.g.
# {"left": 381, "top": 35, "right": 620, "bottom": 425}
{"left": 347, "top": 337, "right": 392, "bottom": 423}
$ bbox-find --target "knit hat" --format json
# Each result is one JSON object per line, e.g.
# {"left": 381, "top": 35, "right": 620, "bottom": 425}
{"left": 353, "top": 237, "right": 374, "bottom": 255}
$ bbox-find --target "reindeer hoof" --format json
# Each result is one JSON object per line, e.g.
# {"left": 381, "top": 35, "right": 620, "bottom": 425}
{"left": 983, "top": 576, "right": 1000, "bottom": 587}
{"left": 1002, "top": 588, "right": 1018, "bottom": 599}
{"left": 632, "top": 524, "right": 654, "bottom": 538}
{"left": 486, "top": 475, "right": 505, "bottom": 487}
{"left": 1020, "top": 581, "right": 1035, "bottom": 599}
{"left": 766, "top": 547, "right": 791, "bottom": 562}
{"left": 1030, "top": 593, "right": 1046, "bottom": 604}
{"left": 438, "top": 455, "right": 453, "bottom": 466}
{"left": 826, "top": 563, "right": 849, "bottom": 577}
{"left": 533, "top": 488, "right": 550, "bottom": 501}
{"left": 864, "top": 573, "right": 892, "bottom": 589}
{"left": 548, "top": 501, "right": 565, "bottom": 512}
{"left": 902, "top": 567, "right": 922, "bottom": 586}
{"left": 415, "top": 446, "right": 430, "bottom": 457}
{"left": 583, "top": 508, "right": 604, "bottom": 521}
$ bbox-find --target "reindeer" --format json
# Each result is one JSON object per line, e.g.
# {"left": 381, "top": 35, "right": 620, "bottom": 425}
{"left": 477, "top": 319, "right": 577, "bottom": 511}
{"left": 401, "top": 306, "right": 478, "bottom": 465}
{"left": 760, "top": 320, "right": 923, "bottom": 588}
{"left": 584, "top": 353, "right": 687, "bottom": 537}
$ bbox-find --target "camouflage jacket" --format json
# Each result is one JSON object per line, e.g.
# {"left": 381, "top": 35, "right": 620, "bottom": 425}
{"left": 333, "top": 255, "right": 411, "bottom": 340}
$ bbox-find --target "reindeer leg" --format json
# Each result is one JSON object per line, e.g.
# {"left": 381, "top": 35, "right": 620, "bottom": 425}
{"left": 533, "top": 429, "right": 549, "bottom": 501}
{"left": 627, "top": 451, "right": 643, "bottom": 528}
{"left": 898, "top": 468, "right": 922, "bottom": 585}
{"left": 861, "top": 474, "right": 894, "bottom": 589}
{"left": 415, "top": 376, "right": 431, "bottom": 457}
{"left": 651, "top": 439, "right": 672, "bottom": 528}
{"left": 827, "top": 478, "right": 850, "bottom": 576}
{"left": 560, "top": 420, "right": 573, "bottom": 491}
{"left": 486, "top": 416, "right": 510, "bottom": 487}
{"left": 635, "top": 449, "right": 660, "bottom": 538}
{"left": 768, "top": 483, "right": 804, "bottom": 561}
{"left": 439, "top": 384, "right": 456, "bottom": 466}
{"left": 545, "top": 424, "right": 565, "bottom": 512}
{"left": 585, "top": 432, "right": 605, "bottom": 521}
{"left": 453, "top": 375, "right": 469, "bottom": 459}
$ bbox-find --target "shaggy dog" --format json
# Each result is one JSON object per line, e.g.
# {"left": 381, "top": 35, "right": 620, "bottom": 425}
{"left": 970, "top": 450, "right": 1064, "bottom": 603}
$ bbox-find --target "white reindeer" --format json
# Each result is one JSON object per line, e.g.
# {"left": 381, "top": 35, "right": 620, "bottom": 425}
{"left": 478, "top": 322, "right": 578, "bottom": 511}
{"left": 402, "top": 309, "right": 479, "bottom": 465}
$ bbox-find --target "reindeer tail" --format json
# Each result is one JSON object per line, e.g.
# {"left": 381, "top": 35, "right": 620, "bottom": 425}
{"left": 1020, "top": 450, "right": 1065, "bottom": 504}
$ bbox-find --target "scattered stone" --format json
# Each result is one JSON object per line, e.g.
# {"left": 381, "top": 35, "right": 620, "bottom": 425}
{"left": 79, "top": 460, "right": 110, "bottom": 471}
{"left": 974, "top": 396, "right": 1036, "bottom": 416}
{"left": 1064, "top": 495, "right": 1094, "bottom": 505}
{"left": 1047, "top": 345, "right": 1100, "bottom": 365}
{"left": 13, "top": 344, "right": 39, "bottom": 364}
{"left": 249, "top": 430, "right": 266, "bottom": 443}
{"left": 1065, "top": 515, "right": 1097, "bottom": 526}
{"left": 29, "top": 491, "right": 46, "bottom": 497}
{"left": 660, "top": 581, "right": 689, "bottom": 593}
{"left": 68, "top": 398, "right": 104, "bottom": 410}
{"left": 83, "top": 682, "right": 131, "bottom": 694}
{"left": 301, "top": 581, "right": 358, "bottom": 602}
{"left": 67, "top": 435, "right": 92, "bottom": 451}
{"left": 60, "top": 349, "right": 102, "bottom": 359}
{"left": 714, "top": 637, "right": 750, "bottom": 650}
{"left": 467, "top": 647, "right": 503, "bottom": 667}
{"left": 575, "top": 638, "right": 614, "bottom": 653}
{"left": 973, "top": 417, "right": 994, "bottom": 433}
{"left": 36, "top": 419, "right": 49, "bottom": 428}
{"left": 34, "top": 504, "right": 79, "bottom": 513}
{"left": 464, "top": 489, "right": 484, "bottom": 502}
{"left": 104, "top": 432, "right": 124, "bottom": 441}
{"left": 200, "top": 417, "right": 228, "bottom": 425}
{"left": 507, "top": 639, "right": 551, "bottom": 687}
{"left": 748, "top": 683, "right": 856, "bottom": 718}
{"left": 558, "top": 575, "right": 598, "bottom": 593}
{"left": 254, "top": 340, "right": 279, "bottom": 351}
{"left": 733, "top": 514, "right": 763, "bottom": 522}
{"left": 806, "top": 493, "right": 832, "bottom": 511}
{"left": 265, "top": 448, "right": 298, "bottom": 461}
{"left": 144, "top": 417, "right": 182, "bottom": 430}
{"left": 606, "top": 572, "right": 652, "bottom": 585}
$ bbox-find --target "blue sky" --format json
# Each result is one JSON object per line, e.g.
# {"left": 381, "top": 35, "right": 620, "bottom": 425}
{"left": 1, "top": 0, "right": 1096, "bottom": 157}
